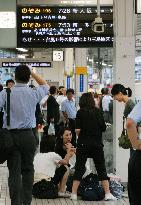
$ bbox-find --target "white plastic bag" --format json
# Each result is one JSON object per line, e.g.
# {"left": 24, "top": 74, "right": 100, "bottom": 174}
{"left": 48, "top": 123, "right": 55, "bottom": 135}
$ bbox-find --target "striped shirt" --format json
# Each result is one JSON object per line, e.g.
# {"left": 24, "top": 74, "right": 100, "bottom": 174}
{"left": 0, "top": 83, "right": 49, "bottom": 129}
{"left": 61, "top": 99, "right": 76, "bottom": 119}
{"left": 128, "top": 101, "right": 141, "bottom": 124}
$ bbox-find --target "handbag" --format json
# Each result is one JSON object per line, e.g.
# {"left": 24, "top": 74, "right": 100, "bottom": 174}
{"left": 78, "top": 174, "right": 104, "bottom": 201}
{"left": 118, "top": 116, "right": 132, "bottom": 149}
{"left": 109, "top": 180, "right": 124, "bottom": 199}
{"left": 32, "top": 179, "right": 58, "bottom": 199}
{"left": 0, "top": 88, "right": 14, "bottom": 164}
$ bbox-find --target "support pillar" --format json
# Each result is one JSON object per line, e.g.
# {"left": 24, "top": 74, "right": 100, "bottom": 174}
{"left": 64, "top": 48, "right": 74, "bottom": 89}
{"left": 113, "top": 0, "right": 135, "bottom": 182}
{"left": 75, "top": 48, "right": 88, "bottom": 106}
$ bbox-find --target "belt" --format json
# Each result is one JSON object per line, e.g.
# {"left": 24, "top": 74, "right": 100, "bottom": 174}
{"left": 68, "top": 118, "right": 75, "bottom": 121}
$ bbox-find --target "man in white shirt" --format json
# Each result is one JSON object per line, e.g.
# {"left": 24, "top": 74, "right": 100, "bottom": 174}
{"left": 56, "top": 86, "right": 67, "bottom": 109}
{"left": 56, "top": 86, "right": 67, "bottom": 124}
{"left": 102, "top": 88, "right": 113, "bottom": 123}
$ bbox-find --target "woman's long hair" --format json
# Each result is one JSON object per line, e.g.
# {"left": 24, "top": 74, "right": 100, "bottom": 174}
{"left": 58, "top": 126, "right": 71, "bottom": 139}
{"left": 79, "top": 92, "right": 95, "bottom": 109}
{"left": 111, "top": 84, "right": 132, "bottom": 97}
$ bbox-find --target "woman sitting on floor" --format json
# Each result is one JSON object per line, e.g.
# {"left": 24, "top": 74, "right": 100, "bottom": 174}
{"left": 34, "top": 127, "right": 75, "bottom": 198}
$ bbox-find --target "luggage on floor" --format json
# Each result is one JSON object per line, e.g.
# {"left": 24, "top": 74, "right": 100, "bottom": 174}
{"left": 32, "top": 179, "right": 58, "bottom": 199}
{"left": 78, "top": 173, "right": 105, "bottom": 201}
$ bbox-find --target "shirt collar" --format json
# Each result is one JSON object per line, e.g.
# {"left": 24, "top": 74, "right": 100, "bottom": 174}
{"left": 15, "top": 83, "right": 28, "bottom": 87}
{"left": 67, "top": 98, "right": 74, "bottom": 102}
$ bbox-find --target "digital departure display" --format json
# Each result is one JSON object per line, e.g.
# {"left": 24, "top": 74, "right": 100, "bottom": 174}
{"left": 2, "top": 62, "right": 51, "bottom": 67}
{"left": 17, "top": 6, "right": 113, "bottom": 48}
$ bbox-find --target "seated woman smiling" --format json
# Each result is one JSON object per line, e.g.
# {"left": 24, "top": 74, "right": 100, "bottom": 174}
{"left": 34, "top": 127, "right": 75, "bottom": 198}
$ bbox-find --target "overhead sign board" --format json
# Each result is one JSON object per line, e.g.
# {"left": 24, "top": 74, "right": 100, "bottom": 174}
{"left": 76, "top": 67, "right": 87, "bottom": 75}
{"left": 17, "top": 6, "right": 113, "bottom": 48}
{"left": 2, "top": 62, "right": 51, "bottom": 67}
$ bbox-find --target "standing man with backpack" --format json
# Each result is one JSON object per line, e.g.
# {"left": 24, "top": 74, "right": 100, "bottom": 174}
{"left": 0, "top": 65, "right": 49, "bottom": 205}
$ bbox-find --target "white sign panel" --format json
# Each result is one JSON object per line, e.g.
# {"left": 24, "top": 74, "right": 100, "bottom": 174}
{"left": 0, "top": 12, "right": 16, "bottom": 28}
{"left": 136, "top": 35, "right": 141, "bottom": 47}
{"left": 53, "top": 51, "right": 64, "bottom": 61}
{"left": 135, "top": 0, "right": 141, "bottom": 14}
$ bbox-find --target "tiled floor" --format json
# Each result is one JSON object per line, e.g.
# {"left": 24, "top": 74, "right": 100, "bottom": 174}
{"left": 0, "top": 165, "right": 129, "bottom": 205}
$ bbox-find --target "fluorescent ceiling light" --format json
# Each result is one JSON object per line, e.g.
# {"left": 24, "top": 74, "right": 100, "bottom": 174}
{"left": 61, "top": 0, "right": 92, "bottom": 4}
{"left": 88, "top": 59, "right": 93, "bottom": 62}
{"left": 16, "top": 48, "right": 28, "bottom": 52}
{"left": 17, "top": 54, "right": 26, "bottom": 59}
{"left": 60, "top": 0, "right": 113, "bottom": 4}
{"left": 0, "top": 12, "right": 16, "bottom": 28}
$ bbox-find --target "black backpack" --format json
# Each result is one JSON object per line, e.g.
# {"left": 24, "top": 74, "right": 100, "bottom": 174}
{"left": 35, "top": 103, "right": 44, "bottom": 125}
{"left": 78, "top": 173, "right": 105, "bottom": 201}
{"left": 32, "top": 180, "right": 58, "bottom": 199}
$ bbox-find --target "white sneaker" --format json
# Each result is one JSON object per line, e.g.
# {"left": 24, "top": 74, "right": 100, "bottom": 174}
{"left": 105, "top": 193, "right": 117, "bottom": 201}
{"left": 70, "top": 193, "right": 77, "bottom": 200}
{"left": 122, "top": 193, "right": 128, "bottom": 198}
{"left": 58, "top": 191, "right": 71, "bottom": 198}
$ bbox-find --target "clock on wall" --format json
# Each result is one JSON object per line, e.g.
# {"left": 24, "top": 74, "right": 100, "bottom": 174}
{"left": 53, "top": 51, "right": 64, "bottom": 61}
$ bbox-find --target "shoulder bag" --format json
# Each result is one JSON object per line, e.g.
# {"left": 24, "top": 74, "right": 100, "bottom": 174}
{"left": 118, "top": 116, "right": 132, "bottom": 149}
{"left": 0, "top": 88, "right": 14, "bottom": 164}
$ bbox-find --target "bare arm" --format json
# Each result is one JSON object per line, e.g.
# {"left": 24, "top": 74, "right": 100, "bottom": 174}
{"left": 57, "top": 151, "right": 75, "bottom": 165}
{"left": 75, "top": 129, "right": 80, "bottom": 136}
{"left": 126, "top": 118, "right": 141, "bottom": 149}
{"left": 31, "top": 71, "right": 48, "bottom": 85}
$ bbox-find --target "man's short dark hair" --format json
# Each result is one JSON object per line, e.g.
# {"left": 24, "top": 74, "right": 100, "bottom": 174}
{"left": 6, "top": 79, "right": 15, "bottom": 86}
{"left": 101, "top": 88, "right": 105, "bottom": 95}
{"left": 15, "top": 65, "right": 31, "bottom": 83}
{"left": 59, "top": 86, "right": 64, "bottom": 90}
{"left": 49, "top": 86, "right": 57, "bottom": 95}
{"left": 66, "top": 88, "right": 74, "bottom": 95}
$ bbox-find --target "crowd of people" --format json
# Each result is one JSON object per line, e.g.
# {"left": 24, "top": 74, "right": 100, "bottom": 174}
{"left": 0, "top": 64, "right": 139, "bottom": 205}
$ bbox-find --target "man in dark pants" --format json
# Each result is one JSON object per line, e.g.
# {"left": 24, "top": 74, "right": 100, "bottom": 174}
{"left": 0, "top": 65, "right": 49, "bottom": 205}
{"left": 47, "top": 86, "right": 60, "bottom": 137}
{"left": 0, "top": 84, "right": 3, "bottom": 128}
{"left": 61, "top": 88, "right": 77, "bottom": 147}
